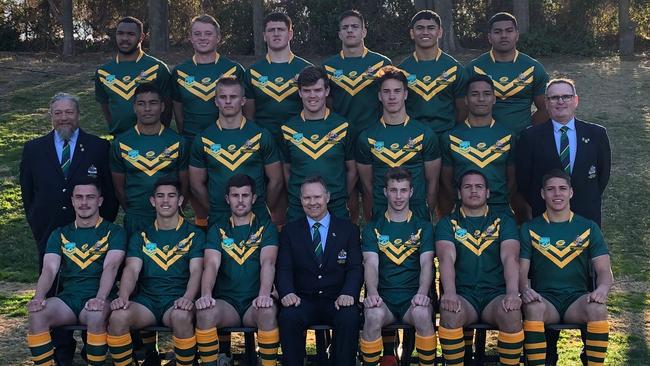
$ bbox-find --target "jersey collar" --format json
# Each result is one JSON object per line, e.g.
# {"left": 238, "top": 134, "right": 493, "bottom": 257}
{"left": 489, "top": 49, "right": 519, "bottom": 63}
{"left": 543, "top": 211, "right": 574, "bottom": 223}
{"left": 340, "top": 47, "right": 369, "bottom": 59}
{"left": 193, "top": 52, "right": 220, "bottom": 65}
{"left": 230, "top": 212, "right": 256, "bottom": 228}
{"left": 134, "top": 124, "right": 165, "bottom": 136}
{"left": 154, "top": 217, "right": 184, "bottom": 231}
{"left": 217, "top": 116, "right": 247, "bottom": 130}
{"left": 380, "top": 115, "right": 410, "bottom": 128}
{"left": 266, "top": 52, "right": 295, "bottom": 64}
{"left": 384, "top": 210, "right": 413, "bottom": 223}
{"left": 464, "top": 119, "right": 495, "bottom": 128}
{"left": 300, "top": 108, "right": 330, "bottom": 121}
{"left": 116, "top": 50, "right": 144, "bottom": 63}
{"left": 413, "top": 48, "right": 441, "bottom": 62}
{"left": 460, "top": 206, "right": 489, "bottom": 218}
{"left": 74, "top": 217, "right": 103, "bottom": 229}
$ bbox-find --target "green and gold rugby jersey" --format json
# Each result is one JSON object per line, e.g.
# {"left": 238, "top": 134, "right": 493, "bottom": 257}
{"left": 171, "top": 54, "right": 246, "bottom": 138}
{"left": 281, "top": 109, "right": 353, "bottom": 204}
{"left": 362, "top": 211, "right": 434, "bottom": 293}
{"left": 110, "top": 125, "right": 189, "bottom": 216}
{"left": 95, "top": 51, "right": 172, "bottom": 135}
{"left": 520, "top": 212, "right": 608, "bottom": 294}
{"left": 465, "top": 50, "right": 549, "bottom": 134}
{"left": 323, "top": 48, "right": 391, "bottom": 134}
{"left": 189, "top": 118, "right": 280, "bottom": 219}
{"left": 128, "top": 218, "right": 205, "bottom": 298}
{"left": 206, "top": 213, "right": 278, "bottom": 301}
{"left": 46, "top": 218, "right": 126, "bottom": 296}
{"left": 245, "top": 53, "right": 312, "bottom": 139}
{"left": 441, "top": 120, "right": 515, "bottom": 204}
{"left": 435, "top": 207, "right": 519, "bottom": 292}
{"left": 399, "top": 50, "right": 467, "bottom": 133}
{"left": 356, "top": 117, "right": 440, "bottom": 210}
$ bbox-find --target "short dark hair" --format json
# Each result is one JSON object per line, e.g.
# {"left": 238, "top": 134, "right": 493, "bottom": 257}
{"left": 376, "top": 65, "right": 408, "bottom": 90}
{"left": 226, "top": 174, "right": 256, "bottom": 195}
{"left": 384, "top": 167, "right": 412, "bottom": 187}
{"left": 458, "top": 170, "right": 489, "bottom": 190}
{"left": 297, "top": 66, "right": 330, "bottom": 89}
{"left": 301, "top": 176, "right": 329, "bottom": 193}
{"left": 264, "top": 12, "right": 292, "bottom": 30}
{"left": 488, "top": 12, "right": 518, "bottom": 31}
{"left": 542, "top": 169, "right": 572, "bottom": 188}
{"left": 152, "top": 175, "right": 182, "bottom": 196}
{"left": 338, "top": 10, "right": 365, "bottom": 27}
{"left": 215, "top": 75, "right": 245, "bottom": 96}
{"left": 71, "top": 177, "right": 102, "bottom": 196}
{"left": 191, "top": 14, "right": 221, "bottom": 35}
{"left": 134, "top": 83, "right": 162, "bottom": 100}
{"left": 410, "top": 10, "right": 441, "bottom": 28}
{"left": 117, "top": 16, "right": 144, "bottom": 35}
{"left": 466, "top": 74, "right": 495, "bottom": 92}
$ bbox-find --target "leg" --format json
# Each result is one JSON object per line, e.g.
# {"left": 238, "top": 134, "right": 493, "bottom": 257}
{"left": 278, "top": 301, "right": 312, "bottom": 366}
{"left": 360, "top": 303, "right": 395, "bottom": 365}
{"left": 328, "top": 302, "right": 361, "bottom": 366}
{"left": 563, "top": 295, "right": 609, "bottom": 366}
{"left": 438, "top": 295, "right": 478, "bottom": 365}
{"left": 163, "top": 306, "right": 197, "bottom": 366}
{"left": 522, "top": 296, "right": 561, "bottom": 366}
{"left": 27, "top": 298, "right": 77, "bottom": 366}
{"left": 348, "top": 187, "right": 360, "bottom": 225}
{"left": 404, "top": 304, "right": 436, "bottom": 365}
{"left": 79, "top": 305, "right": 112, "bottom": 366}
{"left": 244, "top": 303, "right": 280, "bottom": 366}
{"left": 481, "top": 295, "right": 523, "bottom": 366}
{"left": 107, "top": 301, "right": 157, "bottom": 366}
{"left": 195, "top": 299, "right": 240, "bottom": 366}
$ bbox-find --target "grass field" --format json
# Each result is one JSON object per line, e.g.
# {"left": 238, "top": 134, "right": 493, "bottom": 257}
{"left": 0, "top": 50, "right": 648, "bottom": 365}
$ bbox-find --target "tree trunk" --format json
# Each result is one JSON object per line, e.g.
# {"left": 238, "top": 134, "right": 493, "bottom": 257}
{"left": 252, "top": 0, "right": 265, "bottom": 56}
{"left": 148, "top": 0, "right": 169, "bottom": 54}
{"left": 201, "top": 0, "right": 211, "bottom": 13}
{"left": 61, "top": 0, "right": 73, "bottom": 56}
{"left": 513, "top": 0, "right": 529, "bottom": 35}
{"left": 434, "top": 0, "right": 459, "bottom": 52}
{"left": 619, "top": 0, "right": 635, "bottom": 56}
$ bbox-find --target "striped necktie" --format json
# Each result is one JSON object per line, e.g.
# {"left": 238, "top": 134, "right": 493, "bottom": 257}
{"left": 559, "top": 126, "right": 571, "bottom": 174}
{"left": 61, "top": 139, "right": 71, "bottom": 177}
{"left": 312, "top": 222, "right": 323, "bottom": 258}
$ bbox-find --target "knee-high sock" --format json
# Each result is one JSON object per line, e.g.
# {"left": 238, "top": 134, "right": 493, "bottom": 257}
{"left": 381, "top": 329, "right": 397, "bottom": 356}
{"left": 27, "top": 331, "right": 54, "bottom": 366}
{"left": 415, "top": 333, "right": 437, "bottom": 366}
{"left": 86, "top": 332, "right": 107, "bottom": 365}
{"left": 139, "top": 330, "right": 157, "bottom": 353}
{"left": 586, "top": 320, "right": 609, "bottom": 366}
{"left": 523, "top": 320, "right": 546, "bottom": 366}
{"left": 217, "top": 330, "right": 232, "bottom": 355}
{"left": 107, "top": 333, "right": 134, "bottom": 366}
{"left": 257, "top": 328, "right": 280, "bottom": 366}
{"left": 360, "top": 336, "right": 383, "bottom": 366}
{"left": 498, "top": 330, "right": 524, "bottom": 365}
{"left": 439, "top": 326, "right": 465, "bottom": 365}
{"left": 196, "top": 328, "right": 219, "bottom": 365}
{"left": 173, "top": 335, "right": 196, "bottom": 366}
{"left": 464, "top": 329, "right": 474, "bottom": 348}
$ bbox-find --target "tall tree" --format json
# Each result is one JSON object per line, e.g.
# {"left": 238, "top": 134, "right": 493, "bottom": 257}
{"left": 253, "top": 0, "right": 265, "bottom": 56}
{"left": 47, "top": 0, "right": 74, "bottom": 56}
{"left": 619, "top": 0, "right": 635, "bottom": 56}
{"left": 149, "top": 0, "right": 169, "bottom": 54}
{"left": 434, "top": 0, "right": 459, "bottom": 52}
{"left": 513, "top": 0, "right": 529, "bottom": 34}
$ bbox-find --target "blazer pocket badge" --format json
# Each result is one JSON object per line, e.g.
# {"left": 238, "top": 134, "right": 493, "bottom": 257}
{"left": 588, "top": 165, "right": 597, "bottom": 179}
{"left": 337, "top": 249, "right": 347, "bottom": 264}
{"left": 87, "top": 164, "right": 98, "bottom": 177}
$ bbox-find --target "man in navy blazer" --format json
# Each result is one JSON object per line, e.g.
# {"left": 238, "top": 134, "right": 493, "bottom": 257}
{"left": 516, "top": 78, "right": 611, "bottom": 227}
{"left": 276, "top": 176, "right": 363, "bottom": 366}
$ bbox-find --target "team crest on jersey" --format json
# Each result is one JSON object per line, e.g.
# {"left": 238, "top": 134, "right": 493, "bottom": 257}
{"left": 404, "top": 233, "right": 421, "bottom": 247}
{"left": 574, "top": 235, "right": 585, "bottom": 247}
{"left": 333, "top": 69, "right": 343, "bottom": 79}
{"left": 275, "top": 77, "right": 284, "bottom": 84}
{"left": 459, "top": 141, "right": 471, "bottom": 151}
{"left": 123, "top": 75, "right": 132, "bottom": 82}
{"left": 247, "top": 233, "right": 260, "bottom": 246}
{"left": 145, "top": 242, "right": 158, "bottom": 253}
{"left": 556, "top": 240, "right": 566, "bottom": 248}
{"left": 378, "top": 235, "right": 390, "bottom": 246}
{"left": 227, "top": 144, "right": 237, "bottom": 152}
{"left": 258, "top": 76, "right": 268, "bottom": 85}
{"left": 159, "top": 147, "right": 174, "bottom": 161}
{"left": 127, "top": 150, "right": 139, "bottom": 160}
{"left": 184, "top": 76, "right": 195, "bottom": 85}
{"left": 201, "top": 77, "right": 211, "bottom": 85}
{"left": 499, "top": 76, "right": 508, "bottom": 83}
{"left": 327, "top": 131, "right": 339, "bottom": 143}
{"left": 90, "top": 240, "right": 104, "bottom": 252}
{"left": 513, "top": 73, "right": 529, "bottom": 86}
{"left": 403, "top": 137, "right": 417, "bottom": 151}
{"left": 292, "top": 133, "right": 304, "bottom": 143}
{"left": 492, "top": 140, "right": 505, "bottom": 152}
{"left": 407, "top": 74, "right": 417, "bottom": 86}
{"left": 106, "top": 74, "right": 116, "bottom": 84}
{"left": 146, "top": 151, "right": 156, "bottom": 158}
{"left": 222, "top": 237, "right": 235, "bottom": 248}
{"left": 210, "top": 144, "right": 221, "bottom": 152}
{"left": 241, "top": 139, "right": 257, "bottom": 152}
{"left": 64, "top": 242, "right": 76, "bottom": 252}
{"left": 539, "top": 237, "right": 551, "bottom": 248}
{"left": 454, "top": 228, "right": 468, "bottom": 239}
{"left": 374, "top": 141, "right": 384, "bottom": 151}
{"left": 485, "top": 225, "right": 496, "bottom": 237}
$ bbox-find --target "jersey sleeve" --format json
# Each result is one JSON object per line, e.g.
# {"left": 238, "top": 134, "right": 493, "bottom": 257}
{"left": 261, "top": 222, "right": 279, "bottom": 247}
{"left": 95, "top": 69, "right": 109, "bottom": 103}
{"left": 343, "top": 122, "right": 355, "bottom": 161}
{"left": 440, "top": 132, "right": 453, "bottom": 167}
{"left": 434, "top": 217, "right": 454, "bottom": 243}
{"left": 205, "top": 225, "right": 221, "bottom": 252}
{"left": 452, "top": 61, "right": 468, "bottom": 97}
{"left": 588, "top": 222, "right": 609, "bottom": 258}
{"left": 171, "top": 67, "right": 182, "bottom": 102}
{"left": 189, "top": 133, "right": 207, "bottom": 168}
{"left": 156, "top": 62, "right": 173, "bottom": 98}
{"left": 532, "top": 62, "right": 550, "bottom": 96}
{"left": 109, "top": 137, "right": 125, "bottom": 173}
{"left": 127, "top": 231, "right": 144, "bottom": 259}
{"left": 361, "top": 224, "right": 378, "bottom": 253}
{"left": 244, "top": 68, "right": 255, "bottom": 99}
{"left": 422, "top": 128, "right": 441, "bottom": 162}
{"left": 419, "top": 223, "right": 435, "bottom": 254}
{"left": 355, "top": 130, "right": 372, "bottom": 164}
{"left": 189, "top": 228, "right": 206, "bottom": 259}
{"left": 108, "top": 225, "right": 128, "bottom": 252}
{"left": 519, "top": 223, "right": 532, "bottom": 260}
{"left": 45, "top": 228, "right": 63, "bottom": 255}
{"left": 177, "top": 137, "right": 190, "bottom": 170}
{"left": 279, "top": 126, "right": 292, "bottom": 163}
{"left": 499, "top": 215, "right": 520, "bottom": 242}
{"left": 506, "top": 131, "right": 516, "bottom": 165}
{"left": 261, "top": 128, "right": 281, "bottom": 165}
{"left": 235, "top": 63, "right": 247, "bottom": 82}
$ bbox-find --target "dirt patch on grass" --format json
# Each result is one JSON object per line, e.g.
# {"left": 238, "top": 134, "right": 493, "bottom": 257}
{"left": 0, "top": 314, "right": 30, "bottom": 366}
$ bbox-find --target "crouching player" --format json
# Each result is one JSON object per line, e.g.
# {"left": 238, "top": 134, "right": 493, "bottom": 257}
{"left": 519, "top": 169, "right": 613, "bottom": 366}
{"left": 436, "top": 170, "right": 523, "bottom": 365}
{"left": 107, "top": 176, "right": 205, "bottom": 366}
{"left": 27, "top": 178, "right": 126, "bottom": 365}
{"left": 360, "top": 167, "right": 436, "bottom": 365}
{"left": 195, "top": 174, "right": 280, "bottom": 365}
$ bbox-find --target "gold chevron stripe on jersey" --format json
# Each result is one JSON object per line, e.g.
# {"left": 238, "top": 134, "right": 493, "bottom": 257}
{"left": 201, "top": 133, "right": 262, "bottom": 171}
{"left": 473, "top": 66, "right": 535, "bottom": 100}
{"left": 219, "top": 226, "right": 265, "bottom": 265}
{"left": 119, "top": 142, "right": 181, "bottom": 177}
{"left": 374, "top": 228, "right": 421, "bottom": 265}
{"left": 141, "top": 232, "right": 195, "bottom": 271}
{"left": 368, "top": 134, "right": 424, "bottom": 168}
{"left": 281, "top": 122, "right": 348, "bottom": 160}
{"left": 529, "top": 229, "right": 591, "bottom": 269}
{"left": 449, "top": 134, "right": 511, "bottom": 168}
{"left": 249, "top": 69, "right": 298, "bottom": 102}
{"left": 176, "top": 67, "right": 238, "bottom": 102}
{"left": 404, "top": 66, "right": 458, "bottom": 101}
{"left": 60, "top": 231, "right": 111, "bottom": 270}
{"left": 324, "top": 60, "right": 386, "bottom": 96}
{"left": 451, "top": 218, "right": 501, "bottom": 256}
{"left": 97, "top": 64, "right": 160, "bottom": 101}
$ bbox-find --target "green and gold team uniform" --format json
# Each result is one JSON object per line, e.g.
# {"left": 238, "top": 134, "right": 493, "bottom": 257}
{"left": 96, "top": 51, "right": 172, "bottom": 135}
{"left": 465, "top": 50, "right": 549, "bottom": 134}
{"left": 281, "top": 109, "right": 354, "bottom": 220}
{"left": 399, "top": 50, "right": 467, "bottom": 133}
{"left": 356, "top": 117, "right": 440, "bottom": 220}
{"left": 45, "top": 218, "right": 126, "bottom": 316}
{"left": 245, "top": 53, "right": 312, "bottom": 139}
{"left": 206, "top": 214, "right": 278, "bottom": 317}
{"left": 128, "top": 218, "right": 205, "bottom": 323}
{"left": 441, "top": 120, "right": 515, "bottom": 211}
{"left": 435, "top": 207, "right": 519, "bottom": 313}
{"left": 190, "top": 118, "right": 280, "bottom": 225}
{"left": 323, "top": 48, "right": 391, "bottom": 139}
{"left": 520, "top": 212, "right": 608, "bottom": 319}
{"left": 110, "top": 125, "right": 189, "bottom": 236}
{"left": 362, "top": 211, "right": 434, "bottom": 319}
{"left": 171, "top": 54, "right": 246, "bottom": 141}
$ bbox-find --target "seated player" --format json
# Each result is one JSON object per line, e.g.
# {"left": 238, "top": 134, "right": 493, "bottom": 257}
{"left": 195, "top": 174, "right": 280, "bottom": 365}
{"left": 360, "top": 167, "right": 436, "bottom": 366}
{"left": 27, "top": 178, "right": 126, "bottom": 366}
{"left": 107, "top": 176, "right": 205, "bottom": 366}
{"left": 519, "top": 169, "right": 613, "bottom": 366}
{"left": 436, "top": 170, "right": 523, "bottom": 365}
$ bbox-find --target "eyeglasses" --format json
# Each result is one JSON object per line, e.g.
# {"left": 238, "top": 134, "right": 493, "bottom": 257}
{"left": 547, "top": 94, "right": 575, "bottom": 103}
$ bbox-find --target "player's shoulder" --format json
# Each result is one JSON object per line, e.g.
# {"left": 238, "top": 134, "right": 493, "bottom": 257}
{"left": 409, "top": 118, "right": 435, "bottom": 134}
{"left": 96, "top": 57, "right": 118, "bottom": 72}
{"left": 328, "top": 110, "right": 348, "bottom": 124}
{"left": 292, "top": 54, "right": 313, "bottom": 67}
{"left": 161, "top": 125, "right": 182, "bottom": 139}
{"left": 366, "top": 49, "right": 391, "bottom": 64}
{"left": 397, "top": 53, "right": 416, "bottom": 68}
{"left": 466, "top": 51, "right": 491, "bottom": 67}
{"left": 515, "top": 51, "right": 544, "bottom": 66}
{"left": 172, "top": 58, "right": 194, "bottom": 72}
{"left": 322, "top": 52, "right": 341, "bottom": 66}
{"left": 439, "top": 50, "right": 463, "bottom": 66}
{"left": 571, "top": 213, "right": 599, "bottom": 230}
{"left": 141, "top": 52, "right": 169, "bottom": 67}
{"left": 247, "top": 57, "right": 268, "bottom": 71}
{"left": 104, "top": 220, "right": 127, "bottom": 234}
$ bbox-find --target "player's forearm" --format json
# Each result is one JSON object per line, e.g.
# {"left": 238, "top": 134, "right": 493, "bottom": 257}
{"left": 531, "top": 108, "right": 548, "bottom": 125}
{"left": 96, "top": 261, "right": 121, "bottom": 300}
{"left": 503, "top": 256, "right": 520, "bottom": 295}
{"left": 33, "top": 270, "right": 57, "bottom": 300}
{"left": 265, "top": 178, "right": 285, "bottom": 210}
{"left": 200, "top": 264, "right": 217, "bottom": 297}
{"left": 190, "top": 182, "right": 210, "bottom": 211}
{"left": 417, "top": 258, "right": 434, "bottom": 295}
{"left": 363, "top": 265, "right": 379, "bottom": 296}
{"left": 100, "top": 104, "right": 112, "bottom": 126}
{"left": 518, "top": 260, "right": 531, "bottom": 293}
{"left": 183, "top": 268, "right": 202, "bottom": 300}
{"left": 438, "top": 259, "right": 457, "bottom": 295}
{"left": 346, "top": 170, "right": 357, "bottom": 197}
{"left": 258, "top": 262, "right": 275, "bottom": 297}
{"left": 117, "top": 267, "right": 138, "bottom": 299}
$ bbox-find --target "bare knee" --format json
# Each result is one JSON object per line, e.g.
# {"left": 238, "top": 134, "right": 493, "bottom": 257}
{"left": 362, "top": 307, "right": 386, "bottom": 339}
{"left": 496, "top": 308, "right": 522, "bottom": 333}
{"left": 170, "top": 309, "right": 194, "bottom": 328}
{"left": 409, "top": 306, "right": 433, "bottom": 334}
{"left": 83, "top": 310, "right": 109, "bottom": 333}
{"left": 256, "top": 306, "right": 278, "bottom": 330}
{"left": 28, "top": 311, "right": 50, "bottom": 334}
{"left": 523, "top": 301, "right": 546, "bottom": 321}
{"left": 585, "top": 302, "right": 607, "bottom": 321}
{"left": 196, "top": 307, "right": 218, "bottom": 329}
{"left": 108, "top": 309, "right": 131, "bottom": 335}
{"left": 440, "top": 308, "right": 465, "bottom": 329}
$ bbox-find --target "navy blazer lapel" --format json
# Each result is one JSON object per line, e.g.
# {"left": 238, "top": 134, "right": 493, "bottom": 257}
{"left": 542, "top": 121, "right": 562, "bottom": 166}
{"left": 45, "top": 131, "right": 65, "bottom": 179}
{"left": 67, "top": 129, "right": 86, "bottom": 178}
{"left": 301, "top": 218, "right": 320, "bottom": 264}
{"left": 572, "top": 119, "right": 588, "bottom": 177}
{"left": 321, "top": 218, "right": 338, "bottom": 267}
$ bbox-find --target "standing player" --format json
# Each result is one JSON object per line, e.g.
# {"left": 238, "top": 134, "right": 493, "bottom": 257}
{"left": 435, "top": 170, "right": 523, "bottom": 365}
{"left": 195, "top": 174, "right": 280, "bottom": 366}
{"left": 96, "top": 16, "right": 172, "bottom": 135}
{"left": 107, "top": 176, "right": 205, "bottom": 366}
{"left": 519, "top": 169, "right": 612, "bottom": 366}
{"left": 465, "top": 12, "right": 549, "bottom": 135}
{"left": 281, "top": 66, "right": 356, "bottom": 221}
{"left": 357, "top": 66, "right": 441, "bottom": 221}
{"left": 360, "top": 168, "right": 436, "bottom": 366}
{"left": 27, "top": 179, "right": 126, "bottom": 366}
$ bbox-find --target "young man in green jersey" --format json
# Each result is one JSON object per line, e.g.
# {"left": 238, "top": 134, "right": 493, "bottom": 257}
{"left": 27, "top": 179, "right": 126, "bottom": 366}
{"left": 195, "top": 174, "right": 280, "bottom": 366}
{"left": 281, "top": 66, "right": 356, "bottom": 221}
{"left": 519, "top": 169, "right": 613, "bottom": 366}
{"left": 107, "top": 176, "right": 205, "bottom": 366}
{"left": 359, "top": 167, "right": 436, "bottom": 366}
{"left": 436, "top": 170, "right": 523, "bottom": 365}
{"left": 96, "top": 16, "right": 172, "bottom": 135}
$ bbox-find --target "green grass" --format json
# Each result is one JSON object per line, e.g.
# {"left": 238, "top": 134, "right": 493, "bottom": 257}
{"left": 0, "top": 291, "right": 33, "bottom": 317}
